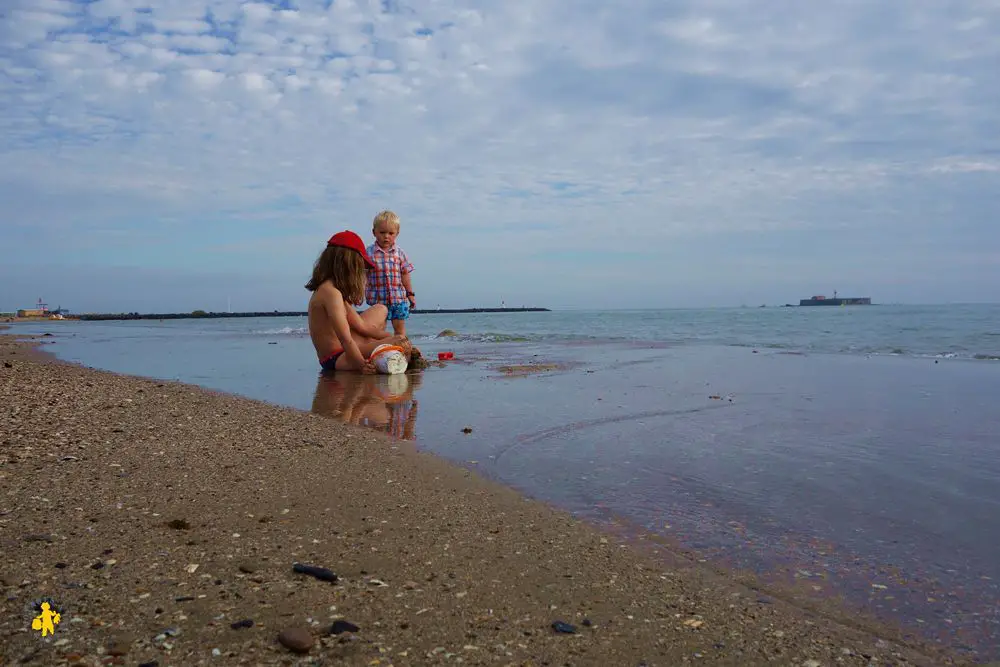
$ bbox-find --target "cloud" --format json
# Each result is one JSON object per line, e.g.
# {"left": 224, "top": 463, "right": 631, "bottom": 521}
{"left": 1, "top": 0, "right": 998, "bottom": 310}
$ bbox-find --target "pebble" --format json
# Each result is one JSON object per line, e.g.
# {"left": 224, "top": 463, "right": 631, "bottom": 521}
{"left": 551, "top": 620, "right": 576, "bottom": 634}
{"left": 238, "top": 562, "right": 258, "bottom": 574}
{"left": 231, "top": 618, "right": 255, "bottom": 629}
{"left": 278, "top": 626, "right": 314, "bottom": 653}
{"left": 329, "top": 619, "right": 360, "bottom": 635}
{"left": 106, "top": 633, "right": 135, "bottom": 656}
{"left": 292, "top": 562, "right": 338, "bottom": 582}
{"left": 802, "top": 661, "right": 821, "bottom": 667}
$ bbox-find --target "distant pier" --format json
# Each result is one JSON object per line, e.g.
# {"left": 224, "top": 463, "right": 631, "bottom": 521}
{"left": 798, "top": 294, "right": 871, "bottom": 306}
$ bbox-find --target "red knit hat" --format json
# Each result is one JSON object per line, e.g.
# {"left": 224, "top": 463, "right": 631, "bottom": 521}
{"left": 327, "top": 230, "right": 376, "bottom": 269}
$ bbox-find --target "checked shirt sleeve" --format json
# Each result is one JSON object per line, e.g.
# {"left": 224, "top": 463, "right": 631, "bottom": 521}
{"left": 399, "top": 248, "right": 414, "bottom": 274}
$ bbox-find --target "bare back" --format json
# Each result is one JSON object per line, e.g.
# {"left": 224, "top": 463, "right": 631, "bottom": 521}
{"left": 308, "top": 282, "right": 344, "bottom": 360}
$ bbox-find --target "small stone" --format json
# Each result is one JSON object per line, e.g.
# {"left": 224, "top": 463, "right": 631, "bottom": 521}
{"left": 212, "top": 648, "right": 221, "bottom": 657}
{"left": 238, "top": 562, "right": 258, "bottom": 574}
{"left": 107, "top": 633, "right": 135, "bottom": 656}
{"left": 329, "top": 620, "right": 360, "bottom": 635}
{"left": 231, "top": 619, "right": 254, "bottom": 630}
{"left": 292, "top": 562, "right": 337, "bottom": 582}
{"left": 802, "top": 661, "right": 821, "bottom": 667}
{"left": 551, "top": 621, "right": 576, "bottom": 634}
{"left": 166, "top": 519, "right": 190, "bottom": 530}
{"left": 278, "top": 626, "right": 314, "bottom": 653}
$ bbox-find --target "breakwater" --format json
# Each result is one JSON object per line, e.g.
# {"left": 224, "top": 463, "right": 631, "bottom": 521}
{"left": 76, "top": 307, "right": 550, "bottom": 321}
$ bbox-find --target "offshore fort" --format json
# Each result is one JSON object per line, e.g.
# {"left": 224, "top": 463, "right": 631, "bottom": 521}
{"left": 73, "top": 307, "right": 551, "bottom": 321}
{"left": 799, "top": 291, "right": 872, "bottom": 306}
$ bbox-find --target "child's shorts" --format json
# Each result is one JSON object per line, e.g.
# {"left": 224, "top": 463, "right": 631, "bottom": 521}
{"left": 388, "top": 301, "right": 410, "bottom": 321}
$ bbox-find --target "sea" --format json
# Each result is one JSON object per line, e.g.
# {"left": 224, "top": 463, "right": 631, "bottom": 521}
{"left": 11, "top": 304, "right": 1000, "bottom": 660}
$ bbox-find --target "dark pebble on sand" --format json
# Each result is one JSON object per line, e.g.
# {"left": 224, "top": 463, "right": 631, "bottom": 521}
{"left": 166, "top": 519, "right": 190, "bottom": 530}
{"left": 54, "top": 562, "right": 67, "bottom": 569}
{"left": 23, "top": 534, "right": 53, "bottom": 543}
{"left": 278, "top": 626, "right": 314, "bottom": 653}
{"left": 138, "top": 662, "right": 159, "bottom": 667}
{"left": 292, "top": 562, "right": 338, "bottom": 582}
{"left": 3, "top": 361, "right": 11, "bottom": 368}
{"left": 90, "top": 561, "right": 105, "bottom": 570}
{"left": 552, "top": 621, "right": 577, "bottom": 634}
{"left": 329, "top": 619, "right": 360, "bottom": 635}
{"left": 231, "top": 619, "right": 254, "bottom": 630}
{"left": 582, "top": 618, "right": 592, "bottom": 627}
{"left": 174, "top": 596, "right": 195, "bottom": 602}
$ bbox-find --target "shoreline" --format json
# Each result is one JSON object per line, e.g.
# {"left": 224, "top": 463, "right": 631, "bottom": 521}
{"left": 0, "top": 333, "right": 975, "bottom": 665}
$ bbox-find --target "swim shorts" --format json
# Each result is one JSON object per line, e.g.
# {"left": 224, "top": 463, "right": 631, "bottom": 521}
{"left": 319, "top": 348, "right": 344, "bottom": 373}
{"left": 387, "top": 301, "right": 410, "bottom": 321}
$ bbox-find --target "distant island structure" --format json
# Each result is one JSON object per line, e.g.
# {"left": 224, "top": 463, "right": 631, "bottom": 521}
{"left": 75, "top": 307, "right": 550, "bottom": 321}
{"left": 799, "top": 291, "right": 872, "bottom": 306}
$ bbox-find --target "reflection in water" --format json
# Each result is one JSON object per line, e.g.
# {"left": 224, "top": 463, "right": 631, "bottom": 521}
{"left": 311, "top": 372, "right": 422, "bottom": 440}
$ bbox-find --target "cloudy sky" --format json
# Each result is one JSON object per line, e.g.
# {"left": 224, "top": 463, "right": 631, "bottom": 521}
{"left": 1, "top": 0, "right": 998, "bottom": 312}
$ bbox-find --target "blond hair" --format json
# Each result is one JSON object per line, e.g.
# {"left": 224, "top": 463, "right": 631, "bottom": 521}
{"left": 373, "top": 210, "right": 400, "bottom": 232}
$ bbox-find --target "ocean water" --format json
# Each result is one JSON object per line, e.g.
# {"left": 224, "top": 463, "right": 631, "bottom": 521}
{"left": 11, "top": 304, "right": 1000, "bottom": 659}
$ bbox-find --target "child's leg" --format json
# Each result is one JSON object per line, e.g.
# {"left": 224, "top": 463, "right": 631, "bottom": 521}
{"left": 357, "top": 304, "right": 388, "bottom": 333}
{"left": 387, "top": 301, "right": 410, "bottom": 338}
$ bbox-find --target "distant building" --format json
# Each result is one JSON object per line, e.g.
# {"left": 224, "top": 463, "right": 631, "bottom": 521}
{"left": 17, "top": 309, "right": 47, "bottom": 317}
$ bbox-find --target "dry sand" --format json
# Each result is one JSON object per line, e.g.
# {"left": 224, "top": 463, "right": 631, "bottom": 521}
{"left": 0, "top": 332, "right": 975, "bottom": 666}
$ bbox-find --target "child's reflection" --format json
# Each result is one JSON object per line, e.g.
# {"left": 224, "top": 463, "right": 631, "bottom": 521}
{"left": 311, "top": 371, "right": 422, "bottom": 440}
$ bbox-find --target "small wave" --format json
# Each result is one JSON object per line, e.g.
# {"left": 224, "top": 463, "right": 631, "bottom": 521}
{"left": 253, "top": 326, "right": 307, "bottom": 336}
{"left": 973, "top": 354, "right": 1000, "bottom": 361}
{"left": 417, "top": 331, "right": 538, "bottom": 343}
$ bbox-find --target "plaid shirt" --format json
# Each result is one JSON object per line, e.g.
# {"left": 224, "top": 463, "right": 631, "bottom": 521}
{"left": 366, "top": 242, "right": 414, "bottom": 306}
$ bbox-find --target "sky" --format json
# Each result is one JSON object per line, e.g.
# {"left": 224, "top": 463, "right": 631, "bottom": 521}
{"left": 1, "top": 0, "right": 998, "bottom": 313}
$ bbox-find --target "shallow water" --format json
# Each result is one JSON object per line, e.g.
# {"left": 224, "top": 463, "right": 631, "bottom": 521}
{"left": 12, "top": 307, "right": 1000, "bottom": 659}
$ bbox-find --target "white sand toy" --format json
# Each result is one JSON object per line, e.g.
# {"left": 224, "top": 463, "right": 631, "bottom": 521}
{"left": 369, "top": 344, "right": 408, "bottom": 375}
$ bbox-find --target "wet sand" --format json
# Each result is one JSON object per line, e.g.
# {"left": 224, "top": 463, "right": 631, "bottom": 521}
{"left": 0, "top": 332, "right": 974, "bottom": 666}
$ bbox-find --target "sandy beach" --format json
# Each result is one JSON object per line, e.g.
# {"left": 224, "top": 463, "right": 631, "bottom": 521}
{"left": 0, "top": 331, "right": 975, "bottom": 666}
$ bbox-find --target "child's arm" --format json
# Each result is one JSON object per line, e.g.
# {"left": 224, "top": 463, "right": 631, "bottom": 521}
{"left": 402, "top": 271, "right": 415, "bottom": 308}
{"left": 327, "top": 291, "right": 375, "bottom": 373}
{"left": 400, "top": 250, "right": 415, "bottom": 307}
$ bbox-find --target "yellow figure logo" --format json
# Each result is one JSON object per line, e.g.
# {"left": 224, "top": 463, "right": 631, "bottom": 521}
{"left": 31, "top": 602, "right": 60, "bottom": 637}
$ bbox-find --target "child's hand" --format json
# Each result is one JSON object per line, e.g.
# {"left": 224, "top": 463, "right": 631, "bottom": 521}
{"left": 361, "top": 361, "right": 377, "bottom": 375}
